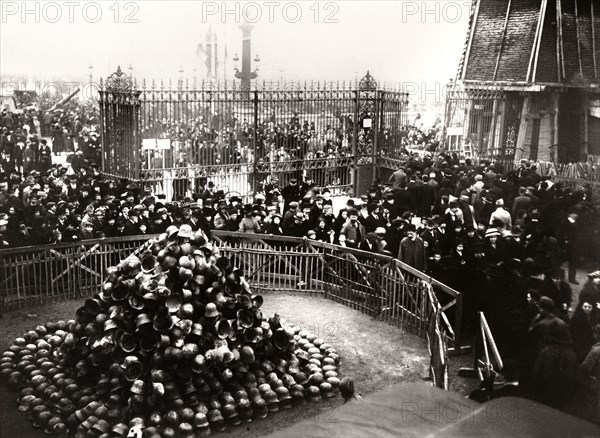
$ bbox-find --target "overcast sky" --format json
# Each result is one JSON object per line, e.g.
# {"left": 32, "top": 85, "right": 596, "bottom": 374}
{"left": 1, "top": 1, "right": 471, "bottom": 89}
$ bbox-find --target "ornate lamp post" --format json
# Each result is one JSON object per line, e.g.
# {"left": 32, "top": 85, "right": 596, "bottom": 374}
{"left": 178, "top": 66, "right": 184, "bottom": 90}
{"left": 234, "top": 23, "right": 259, "bottom": 93}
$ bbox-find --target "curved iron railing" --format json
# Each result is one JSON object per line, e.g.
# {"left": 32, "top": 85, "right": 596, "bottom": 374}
{"left": 0, "top": 232, "right": 458, "bottom": 389}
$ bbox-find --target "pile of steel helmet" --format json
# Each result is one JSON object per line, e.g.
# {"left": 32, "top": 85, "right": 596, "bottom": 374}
{"left": 0, "top": 225, "right": 346, "bottom": 437}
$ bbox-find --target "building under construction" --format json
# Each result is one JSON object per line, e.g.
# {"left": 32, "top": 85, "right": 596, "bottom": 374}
{"left": 445, "top": 0, "right": 600, "bottom": 163}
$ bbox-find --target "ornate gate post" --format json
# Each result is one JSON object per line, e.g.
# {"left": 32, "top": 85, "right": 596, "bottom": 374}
{"left": 99, "top": 66, "right": 142, "bottom": 181}
{"left": 354, "top": 71, "right": 379, "bottom": 195}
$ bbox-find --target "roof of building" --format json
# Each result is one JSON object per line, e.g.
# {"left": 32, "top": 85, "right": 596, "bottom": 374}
{"left": 457, "top": 0, "right": 600, "bottom": 88}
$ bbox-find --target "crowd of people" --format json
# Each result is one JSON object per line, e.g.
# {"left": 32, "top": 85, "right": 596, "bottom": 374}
{"left": 1, "top": 103, "right": 101, "bottom": 175}
{"left": 1, "top": 102, "right": 600, "bottom": 422}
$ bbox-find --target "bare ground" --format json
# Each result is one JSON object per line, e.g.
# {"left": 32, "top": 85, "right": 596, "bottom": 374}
{"left": 0, "top": 292, "right": 432, "bottom": 438}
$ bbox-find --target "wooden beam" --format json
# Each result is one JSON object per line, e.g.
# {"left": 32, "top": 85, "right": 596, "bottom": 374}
{"left": 494, "top": 0, "right": 513, "bottom": 82}
{"left": 514, "top": 95, "right": 531, "bottom": 162}
{"left": 592, "top": 1, "right": 598, "bottom": 80}
{"left": 557, "top": 0, "right": 566, "bottom": 81}
{"left": 532, "top": 0, "right": 549, "bottom": 82}
{"left": 575, "top": 0, "right": 584, "bottom": 78}
{"left": 528, "top": 0, "right": 548, "bottom": 82}
{"left": 462, "top": 0, "right": 482, "bottom": 81}
{"left": 552, "top": 92, "right": 560, "bottom": 162}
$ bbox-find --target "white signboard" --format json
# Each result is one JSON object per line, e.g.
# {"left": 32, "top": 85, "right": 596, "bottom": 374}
{"left": 142, "top": 139, "right": 171, "bottom": 150}
{"left": 446, "top": 127, "right": 463, "bottom": 136}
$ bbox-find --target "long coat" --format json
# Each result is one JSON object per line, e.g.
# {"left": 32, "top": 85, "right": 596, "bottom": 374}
{"left": 398, "top": 236, "right": 427, "bottom": 272}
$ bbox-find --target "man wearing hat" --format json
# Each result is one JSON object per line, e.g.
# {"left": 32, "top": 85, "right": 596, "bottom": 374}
{"left": 359, "top": 232, "right": 381, "bottom": 253}
{"left": 213, "top": 201, "right": 230, "bottom": 231}
{"left": 70, "top": 149, "right": 86, "bottom": 173}
{"left": 363, "top": 203, "right": 386, "bottom": 234}
{"left": 309, "top": 194, "right": 324, "bottom": 224}
{"left": 281, "top": 178, "right": 301, "bottom": 212}
{"left": 339, "top": 209, "right": 365, "bottom": 249}
{"left": 390, "top": 166, "right": 408, "bottom": 190}
{"left": 264, "top": 176, "right": 281, "bottom": 206}
{"left": 511, "top": 187, "right": 532, "bottom": 222}
{"left": 283, "top": 211, "right": 306, "bottom": 238}
{"left": 489, "top": 198, "right": 511, "bottom": 230}
{"left": 283, "top": 201, "right": 299, "bottom": 227}
{"left": 125, "top": 210, "right": 140, "bottom": 236}
{"left": 399, "top": 224, "right": 427, "bottom": 271}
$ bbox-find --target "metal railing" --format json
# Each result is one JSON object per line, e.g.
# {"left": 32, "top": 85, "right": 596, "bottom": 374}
{"left": 0, "top": 232, "right": 458, "bottom": 389}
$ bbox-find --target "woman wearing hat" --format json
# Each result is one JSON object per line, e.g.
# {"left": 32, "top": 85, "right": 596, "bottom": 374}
{"left": 580, "top": 272, "right": 600, "bottom": 310}
{"left": 483, "top": 228, "right": 505, "bottom": 265}
{"left": 264, "top": 213, "right": 283, "bottom": 236}
{"left": 238, "top": 206, "right": 262, "bottom": 234}
{"left": 570, "top": 301, "right": 600, "bottom": 362}
{"left": 580, "top": 324, "right": 600, "bottom": 424}
{"left": 531, "top": 320, "right": 578, "bottom": 409}
{"left": 314, "top": 217, "right": 332, "bottom": 243}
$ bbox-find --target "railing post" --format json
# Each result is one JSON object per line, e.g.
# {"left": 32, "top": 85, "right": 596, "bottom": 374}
{"left": 351, "top": 89, "right": 359, "bottom": 196}
{"left": 454, "top": 292, "right": 463, "bottom": 350}
{"left": 252, "top": 89, "right": 259, "bottom": 197}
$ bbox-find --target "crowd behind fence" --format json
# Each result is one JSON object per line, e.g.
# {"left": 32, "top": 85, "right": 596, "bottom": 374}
{"left": 99, "top": 72, "right": 410, "bottom": 194}
{"left": 0, "top": 231, "right": 455, "bottom": 389}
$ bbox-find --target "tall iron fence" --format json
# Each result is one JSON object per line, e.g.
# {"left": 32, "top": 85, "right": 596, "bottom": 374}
{"left": 99, "top": 69, "right": 409, "bottom": 199}
{"left": 444, "top": 86, "right": 508, "bottom": 158}
{"left": 0, "top": 232, "right": 457, "bottom": 389}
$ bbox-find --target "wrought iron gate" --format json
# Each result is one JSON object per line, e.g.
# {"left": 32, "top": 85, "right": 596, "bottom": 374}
{"left": 98, "top": 67, "right": 142, "bottom": 179}
{"left": 99, "top": 68, "right": 408, "bottom": 200}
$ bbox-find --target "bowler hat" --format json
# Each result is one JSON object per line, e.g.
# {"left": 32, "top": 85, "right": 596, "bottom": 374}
{"left": 134, "top": 313, "right": 152, "bottom": 330}
{"left": 84, "top": 298, "right": 103, "bottom": 315}
{"left": 216, "top": 319, "right": 234, "bottom": 339}
{"left": 251, "top": 295, "right": 263, "bottom": 308}
{"left": 153, "top": 307, "right": 173, "bottom": 332}
{"left": 237, "top": 309, "right": 255, "bottom": 329}
{"left": 307, "top": 385, "right": 321, "bottom": 402}
{"left": 116, "top": 332, "right": 136, "bottom": 353}
{"left": 122, "top": 356, "right": 143, "bottom": 382}
{"left": 236, "top": 294, "right": 253, "bottom": 309}
{"left": 273, "top": 328, "right": 290, "bottom": 351}
{"left": 128, "top": 294, "right": 145, "bottom": 311}
{"left": 141, "top": 253, "right": 157, "bottom": 273}
{"left": 111, "top": 283, "right": 129, "bottom": 302}
{"left": 166, "top": 294, "right": 182, "bottom": 314}
{"left": 204, "top": 303, "right": 220, "bottom": 319}
{"left": 139, "top": 333, "right": 159, "bottom": 352}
